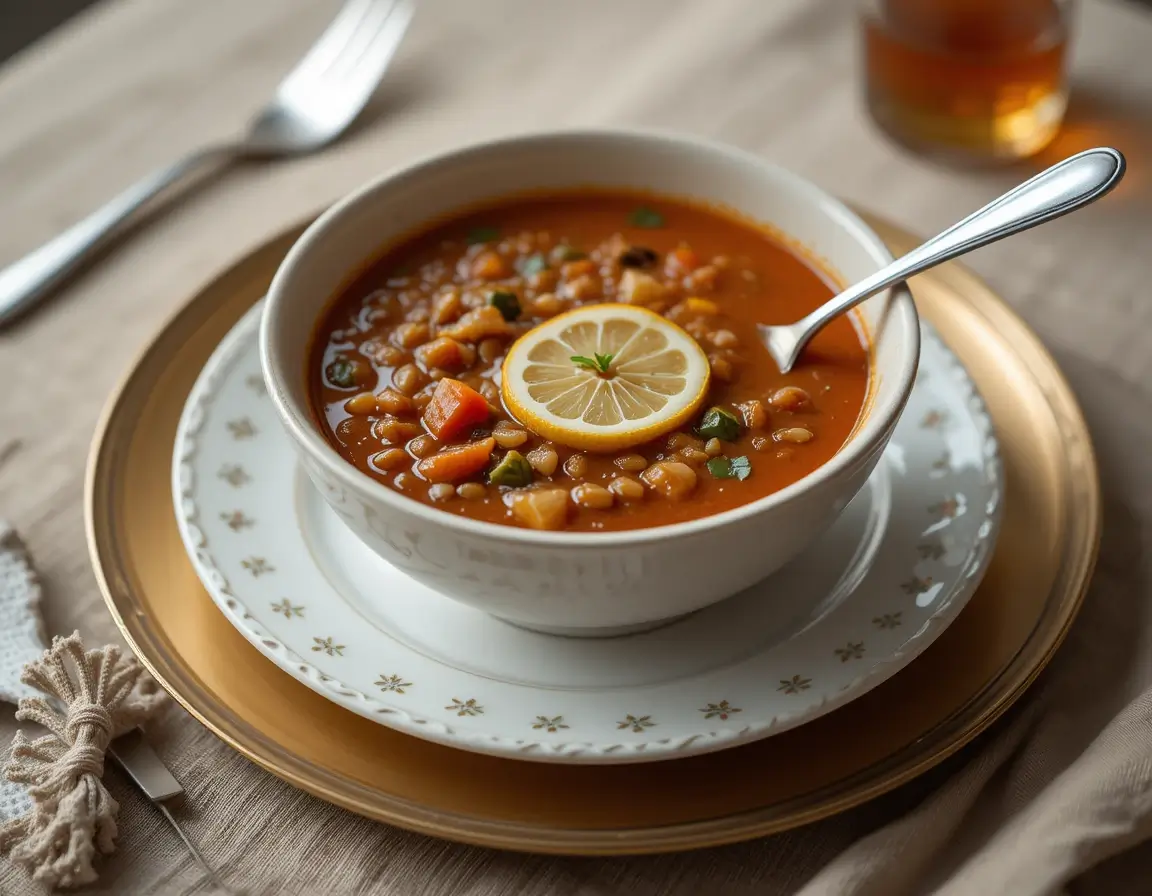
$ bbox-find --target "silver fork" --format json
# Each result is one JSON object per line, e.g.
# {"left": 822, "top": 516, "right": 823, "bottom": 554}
{"left": 0, "top": 0, "right": 413, "bottom": 328}
{"left": 110, "top": 729, "right": 245, "bottom": 895}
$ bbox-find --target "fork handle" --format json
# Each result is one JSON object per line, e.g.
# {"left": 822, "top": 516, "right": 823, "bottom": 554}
{"left": 0, "top": 146, "right": 232, "bottom": 327}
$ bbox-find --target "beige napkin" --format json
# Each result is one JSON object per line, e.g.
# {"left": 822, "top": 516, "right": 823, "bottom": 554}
{"left": 0, "top": 522, "right": 45, "bottom": 825}
{"left": 801, "top": 695, "right": 1152, "bottom": 895}
{"left": 0, "top": 520, "right": 170, "bottom": 890}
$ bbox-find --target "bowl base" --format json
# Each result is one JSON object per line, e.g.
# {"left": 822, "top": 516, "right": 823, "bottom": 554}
{"left": 492, "top": 612, "right": 697, "bottom": 639}
{"left": 297, "top": 461, "right": 889, "bottom": 690}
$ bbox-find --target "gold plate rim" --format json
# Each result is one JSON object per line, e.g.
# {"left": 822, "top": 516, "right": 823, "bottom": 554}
{"left": 85, "top": 214, "right": 1099, "bottom": 855}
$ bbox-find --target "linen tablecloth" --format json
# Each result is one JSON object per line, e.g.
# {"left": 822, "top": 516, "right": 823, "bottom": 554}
{"left": 2, "top": 1, "right": 1151, "bottom": 893}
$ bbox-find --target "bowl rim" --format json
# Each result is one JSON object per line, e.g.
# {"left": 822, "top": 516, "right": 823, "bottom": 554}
{"left": 260, "top": 126, "right": 920, "bottom": 547}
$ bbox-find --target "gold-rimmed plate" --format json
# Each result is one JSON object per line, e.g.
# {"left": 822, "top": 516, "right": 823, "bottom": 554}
{"left": 86, "top": 214, "right": 1098, "bottom": 855}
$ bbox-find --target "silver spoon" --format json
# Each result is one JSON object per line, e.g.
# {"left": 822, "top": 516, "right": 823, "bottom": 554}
{"left": 761, "top": 147, "right": 1126, "bottom": 373}
{"left": 0, "top": 0, "right": 413, "bottom": 328}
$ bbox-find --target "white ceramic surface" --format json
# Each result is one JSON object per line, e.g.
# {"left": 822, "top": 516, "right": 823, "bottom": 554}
{"left": 175, "top": 304, "right": 998, "bottom": 763}
{"left": 259, "top": 129, "right": 921, "bottom": 634}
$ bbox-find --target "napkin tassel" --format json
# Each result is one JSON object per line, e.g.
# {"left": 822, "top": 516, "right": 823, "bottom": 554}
{"left": 0, "top": 632, "right": 165, "bottom": 888}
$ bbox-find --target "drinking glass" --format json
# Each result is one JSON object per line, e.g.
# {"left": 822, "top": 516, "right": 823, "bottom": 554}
{"left": 862, "top": 0, "right": 1074, "bottom": 163}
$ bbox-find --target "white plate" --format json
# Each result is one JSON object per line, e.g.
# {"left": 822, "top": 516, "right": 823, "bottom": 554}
{"left": 173, "top": 304, "right": 1000, "bottom": 764}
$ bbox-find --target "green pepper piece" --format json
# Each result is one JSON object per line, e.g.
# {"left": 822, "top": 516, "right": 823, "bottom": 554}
{"left": 325, "top": 359, "right": 359, "bottom": 390}
{"left": 489, "top": 290, "right": 521, "bottom": 321}
{"left": 488, "top": 450, "right": 534, "bottom": 487}
{"left": 696, "top": 406, "right": 741, "bottom": 441}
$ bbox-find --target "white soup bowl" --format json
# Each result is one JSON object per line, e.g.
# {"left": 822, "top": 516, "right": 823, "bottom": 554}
{"left": 260, "top": 130, "right": 919, "bottom": 636}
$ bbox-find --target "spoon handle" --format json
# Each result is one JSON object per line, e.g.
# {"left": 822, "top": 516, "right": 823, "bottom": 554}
{"left": 800, "top": 147, "right": 1126, "bottom": 337}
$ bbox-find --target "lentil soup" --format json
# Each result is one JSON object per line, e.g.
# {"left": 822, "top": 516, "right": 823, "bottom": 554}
{"left": 309, "top": 191, "right": 869, "bottom": 532}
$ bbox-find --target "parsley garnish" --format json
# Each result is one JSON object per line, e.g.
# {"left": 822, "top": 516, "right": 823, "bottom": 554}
{"left": 571, "top": 352, "right": 614, "bottom": 375}
{"left": 707, "top": 455, "right": 752, "bottom": 480}
{"left": 696, "top": 406, "right": 742, "bottom": 441}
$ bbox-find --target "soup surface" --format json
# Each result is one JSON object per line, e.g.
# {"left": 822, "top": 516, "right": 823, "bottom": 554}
{"left": 310, "top": 191, "right": 869, "bottom": 532}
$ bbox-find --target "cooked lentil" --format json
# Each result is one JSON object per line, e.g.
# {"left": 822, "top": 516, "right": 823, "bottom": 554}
{"left": 311, "top": 191, "right": 867, "bottom": 531}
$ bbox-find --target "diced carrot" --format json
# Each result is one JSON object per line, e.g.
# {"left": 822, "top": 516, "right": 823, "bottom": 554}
{"left": 670, "top": 245, "right": 699, "bottom": 272}
{"left": 422, "top": 377, "right": 491, "bottom": 440}
{"left": 416, "top": 438, "right": 496, "bottom": 483}
{"left": 471, "top": 251, "right": 508, "bottom": 280}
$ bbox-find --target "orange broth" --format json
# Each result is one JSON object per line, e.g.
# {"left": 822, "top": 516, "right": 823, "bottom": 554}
{"left": 309, "top": 191, "right": 869, "bottom": 532}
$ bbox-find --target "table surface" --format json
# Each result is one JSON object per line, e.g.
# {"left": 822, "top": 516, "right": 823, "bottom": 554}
{"left": 1, "top": 1, "right": 1151, "bottom": 894}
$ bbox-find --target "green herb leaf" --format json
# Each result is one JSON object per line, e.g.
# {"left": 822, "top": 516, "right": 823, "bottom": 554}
{"left": 706, "top": 457, "right": 732, "bottom": 479}
{"left": 628, "top": 207, "right": 665, "bottom": 228}
{"left": 696, "top": 406, "right": 742, "bottom": 441}
{"left": 729, "top": 456, "right": 752, "bottom": 480}
{"left": 518, "top": 253, "right": 548, "bottom": 276}
{"left": 571, "top": 352, "right": 614, "bottom": 374}
{"left": 488, "top": 290, "right": 521, "bottom": 321}
{"left": 466, "top": 226, "right": 500, "bottom": 245}
{"left": 488, "top": 450, "right": 534, "bottom": 487}
{"left": 707, "top": 455, "right": 752, "bottom": 480}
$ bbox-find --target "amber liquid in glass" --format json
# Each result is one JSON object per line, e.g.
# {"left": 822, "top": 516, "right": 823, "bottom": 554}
{"left": 863, "top": 0, "right": 1070, "bottom": 162}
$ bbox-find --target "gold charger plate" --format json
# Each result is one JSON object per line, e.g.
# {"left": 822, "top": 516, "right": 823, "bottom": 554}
{"left": 87, "top": 214, "right": 1098, "bottom": 855}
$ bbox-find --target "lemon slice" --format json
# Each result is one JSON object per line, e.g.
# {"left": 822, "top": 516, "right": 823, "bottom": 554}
{"left": 501, "top": 304, "right": 711, "bottom": 452}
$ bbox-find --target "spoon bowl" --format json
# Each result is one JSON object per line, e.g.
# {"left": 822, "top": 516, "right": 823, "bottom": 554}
{"left": 761, "top": 147, "right": 1126, "bottom": 373}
